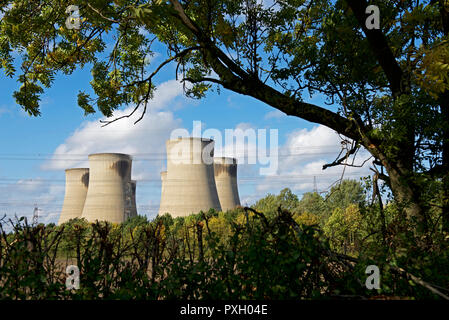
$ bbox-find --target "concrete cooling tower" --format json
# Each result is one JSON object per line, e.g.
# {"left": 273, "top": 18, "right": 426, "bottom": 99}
{"left": 81, "top": 153, "right": 133, "bottom": 223}
{"left": 214, "top": 157, "right": 241, "bottom": 211}
{"left": 58, "top": 168, "right": 89, "bottom": 225}
{"left": 159, "top": 137, "right": 222, "bottom": 217}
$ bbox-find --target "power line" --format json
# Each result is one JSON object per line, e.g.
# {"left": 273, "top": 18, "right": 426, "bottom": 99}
{"left": 0, "top": 145, "right": 345, "bottom": 156}
{"left": 0, "top": 145, "right": 356, "bottom": 161}
{"left": 0, "top": 172, "right": 368, "bottom": 185}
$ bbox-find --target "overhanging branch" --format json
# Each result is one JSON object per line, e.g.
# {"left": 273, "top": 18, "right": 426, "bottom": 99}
{"left": 99, "top": 46, "right": 201, "bottom": 126}
{"left": 345, "top": 0, "right": 406, "bottom": 96}
{"left": 168, "top": 0, "right": 361, "bottom": 141}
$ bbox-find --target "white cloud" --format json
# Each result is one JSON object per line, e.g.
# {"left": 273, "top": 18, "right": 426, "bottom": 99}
{"left": 0, "top": 4, "right": 12, "bottom": 20}
{"left": 254, "top": 125, "right": 373, "bottom": 196}
{"left": 280, "top": 125, "right": 342, "bottom": 169}
{"left": 264, "top": 109, "right": 286, "bottom": 120}
{"left": 213, "top": 122, "right": 259, "bottom": 164}
{"left": 42, "top": 111, "right": 181, "bottom": 173}
{"left": 42, "top": 80, "right": 186, "bottom": 172}
{"left": 3, "top": 77, "right": 375, "bottom": 223}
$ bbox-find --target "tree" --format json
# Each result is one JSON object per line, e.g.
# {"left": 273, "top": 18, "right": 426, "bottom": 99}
{"left": 323, "top": 204, "right": 364, "bottom": 254}
{"left": 293, "top": 210, "right": 320, "bottom": 226}
{"left": 296, "top": 192, "right": 327, "bottom": 225}
{"left": 276, "top": 188, "right": 299, "bottom": 212}
{"left": 253, "top": 187, "right": 299, "bottom": 215}
{"left": 325, "top": 179, "right": 365, "bottom": 213}
{"left": 1, "top": 0, "right": 448, "bottom": 235}
{"left": 253, "top": 193, "right": 278, "bottom": 214}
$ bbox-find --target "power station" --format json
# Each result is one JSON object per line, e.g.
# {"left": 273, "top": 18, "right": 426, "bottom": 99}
{"left": 159, "top": 137, "right": 222, "bottom": 217}
{"left": 214, "top": 157, "right": 241, "bottom": 211}
{"left": 58, "top": 137, "right": 241, "bottom": 223}
{"left": 58, "top": 168, "right": 89, "bottom": 224}
{"left": 81, "top": 153, "right": 134, "bottom": 224}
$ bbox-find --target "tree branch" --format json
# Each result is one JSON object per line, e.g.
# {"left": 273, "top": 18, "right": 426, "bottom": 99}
{"left": 323, "top": 145, "right": 359, "bottom": 170}
{"left": 392, "top": 266, "right": 449, "bottom": 300}
{"left": 345, "top": 0, "right": 406, "bottom": 96}
{"left": 182, "top": 77, "right": 224, "bottom": 85}
{"left": 87, "top": 3, "right": 120, "bottom": 23}
{"left": 168, "top": 0, "right": 360, "bottom": 141}
{"left": 100, "top": 46, "right": 201, "bottom": 126}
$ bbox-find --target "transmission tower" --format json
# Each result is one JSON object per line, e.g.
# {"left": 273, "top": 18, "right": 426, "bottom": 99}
{"left": 32, "top": 204, "right": 39, "bottom": 225}
{"left": 313, "top": 176, "right": 318, "bottom": 194}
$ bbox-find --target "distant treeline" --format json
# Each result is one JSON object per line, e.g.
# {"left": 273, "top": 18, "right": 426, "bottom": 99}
{"left": 0, "top": 179, "right": 448, "bottom": 299}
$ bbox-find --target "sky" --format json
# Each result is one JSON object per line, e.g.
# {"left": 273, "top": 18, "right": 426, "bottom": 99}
{"left": 0, "top": 5, "right": 373, "bottom": 225}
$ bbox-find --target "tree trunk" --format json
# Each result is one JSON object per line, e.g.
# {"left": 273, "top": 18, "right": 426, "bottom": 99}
{"left": 439, "top": 0, "right": 449, "bottom": 232}
{"left": 387, "top": 166, "right": 427, "bottom": 232}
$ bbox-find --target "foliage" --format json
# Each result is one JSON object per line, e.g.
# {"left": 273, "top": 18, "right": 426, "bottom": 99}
{"left": 296, "top": 192, "right": 327, "bottom": 226}
{"left": 323, "top": 204, "right": 365, "bottom": 255}
{"left": 253, "top": 187, "right": 299, "bottom": 216}
{"left": 255, "top": 180, "right": 366, "bottom": 227}
{"left": 293, "top": 211, "right": 320, "bottom": 227}
{"left": 1, "top": 181, "right": 448, "bottom": 300}
{"left": 0, "top": 208, "right": 361, "bottom": 299}
{"left": 325, "top": 180, "right": 366, "bottom": 213}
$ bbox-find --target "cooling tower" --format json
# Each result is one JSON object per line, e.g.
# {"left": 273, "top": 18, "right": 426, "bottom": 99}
{"left": 58, "top": 168, "right": 89, "bottom": 225}
{"left": 214, "top": 157, "right": 241, "bottom": 211}
{"left": 81, "top": 153, "right": 133, "bottom": 223}
{"left": 159, "top": 137, "right": 222, "bottom": 217}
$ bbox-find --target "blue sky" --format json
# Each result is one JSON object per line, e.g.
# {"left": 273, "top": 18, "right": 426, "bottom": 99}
{"left": 0, "top": 19, "right": 372, "bottom": 225}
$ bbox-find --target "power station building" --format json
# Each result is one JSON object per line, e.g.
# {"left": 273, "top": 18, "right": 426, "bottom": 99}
{"left": 214, "top": 157, "right": 241, "bottom": 211}
{"left": 80, "top": 153, "right": 135, "bottom": 224}
{"left": 58, "top": 137, "right": 241, "bottom": 224}
{"left": 159, "top": 137, "right": 241, "bottom": 217}
{"left": 58, "top": 168, "right": 89, "bottom": 224}
{"left": 159, "top": 137, "right": 222, "bottom": 217}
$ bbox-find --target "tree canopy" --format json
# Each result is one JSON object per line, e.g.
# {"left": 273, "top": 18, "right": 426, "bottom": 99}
{"left": 1, "top": 0, "right": 448, "bottom": 237}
